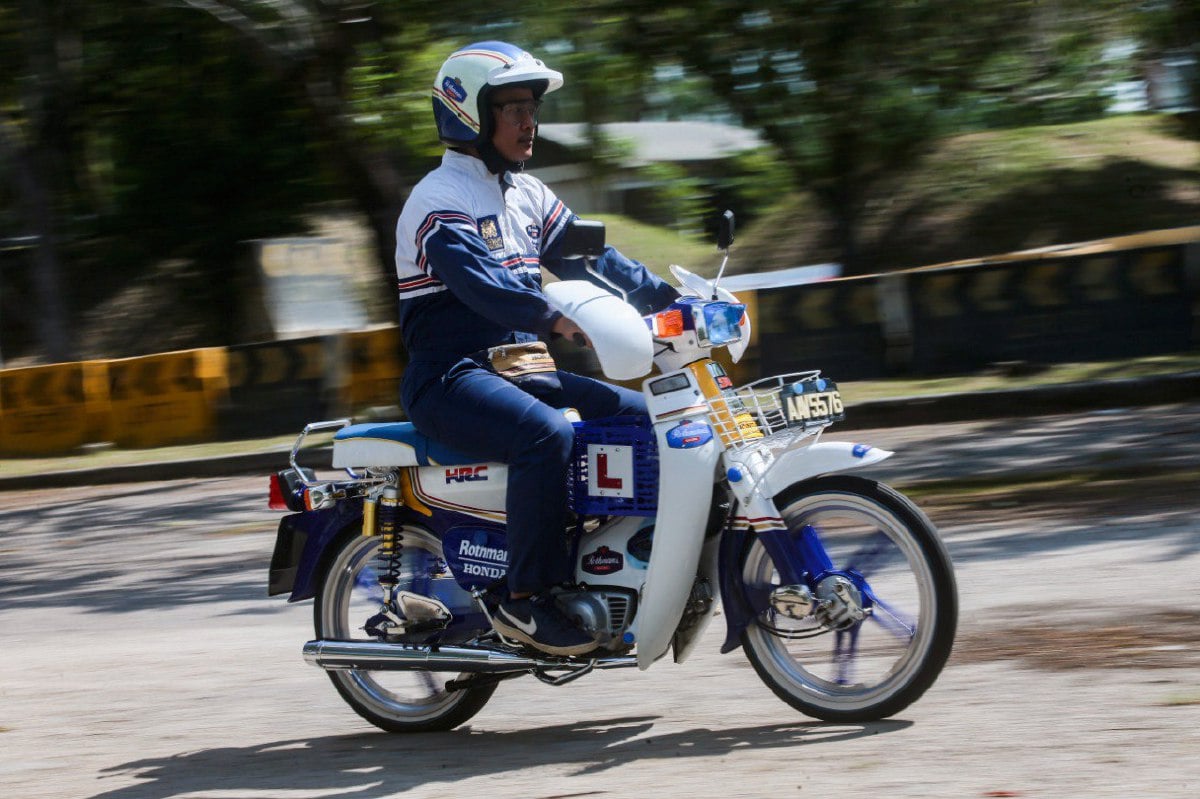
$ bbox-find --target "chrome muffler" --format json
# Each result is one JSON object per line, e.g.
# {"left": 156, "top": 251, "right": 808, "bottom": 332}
{"left": 303, "top": 639, "right": 636, "bottom": 673}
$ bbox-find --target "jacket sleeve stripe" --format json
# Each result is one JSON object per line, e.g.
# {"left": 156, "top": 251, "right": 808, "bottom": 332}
{"left": 541, "top": 200, "right": 570, "bottom": 250}
{"left": 416, "top": 211, "right": 478, "bottom": 273}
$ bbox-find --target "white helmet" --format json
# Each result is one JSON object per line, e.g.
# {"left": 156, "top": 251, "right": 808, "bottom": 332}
{"left": 432, "top": 41, "right": 564, "bottom": 148}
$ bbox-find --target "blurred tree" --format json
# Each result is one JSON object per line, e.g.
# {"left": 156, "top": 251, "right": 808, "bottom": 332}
{"left": 597, "top": 0, "right": 1124, "bottom": 273}
{"left": 1, "top": 1, "right": 465, "bottom": 359}
{"left": 139, "top": 0, "right": 464, "bottom": 282}
{"left": 0, "top": 0, "right": 83, "bottom": 362}
{"left": 1135, "top": 0, "right": 1199, "bottom": 136}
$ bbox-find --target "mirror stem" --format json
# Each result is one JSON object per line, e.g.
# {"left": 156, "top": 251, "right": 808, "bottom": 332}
{"left": 711, "top": 250, "right": 730, "bottom": 300}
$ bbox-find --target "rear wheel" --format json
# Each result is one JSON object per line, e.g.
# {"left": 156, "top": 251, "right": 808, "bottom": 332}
{"left": 314, "top": 527, "right": 496, "bottom": 733}
{"left": 740, "top": 475, "right": 957, "bottom": 721}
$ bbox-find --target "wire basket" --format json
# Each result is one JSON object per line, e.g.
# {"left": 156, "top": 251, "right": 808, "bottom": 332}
{"left": 705, "top": 371, "right": 844, "bottom": 451}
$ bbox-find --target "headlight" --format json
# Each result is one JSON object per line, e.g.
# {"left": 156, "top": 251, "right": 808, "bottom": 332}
{"left": 693, "top": 302, "right": 745, "bottom": 347}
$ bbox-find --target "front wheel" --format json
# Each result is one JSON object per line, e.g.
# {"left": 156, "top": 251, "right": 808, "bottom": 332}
{"left": 314, "top": 526, "right": 496, "bottom": 733}
{"left": 740, "top": 475, "right": 957, "bottom": 722}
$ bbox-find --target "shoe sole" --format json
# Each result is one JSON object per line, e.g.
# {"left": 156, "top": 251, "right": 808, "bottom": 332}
{"left": 491, "top": 615, "right": 599, "bottom": 657}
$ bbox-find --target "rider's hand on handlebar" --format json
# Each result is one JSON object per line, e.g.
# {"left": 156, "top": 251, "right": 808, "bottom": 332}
{"left": 552, "top": 316, "right": 592, "bottom": 348}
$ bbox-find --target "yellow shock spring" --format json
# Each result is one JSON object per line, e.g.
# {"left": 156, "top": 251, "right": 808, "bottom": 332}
{"left": 376, "top": 486, "right": 402, "bottom": 590}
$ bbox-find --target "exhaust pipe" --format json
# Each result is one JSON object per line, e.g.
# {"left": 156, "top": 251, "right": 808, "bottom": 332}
{"left": 303, "top": 639, "right": 637, "bottom": 673}
{"left": 304, "top": 640, "right": 540, "bottom": 672}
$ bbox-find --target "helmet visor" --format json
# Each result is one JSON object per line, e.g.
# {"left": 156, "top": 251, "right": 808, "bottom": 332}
{"left": 488, "top": 59, "right": 563, "bottom": 93}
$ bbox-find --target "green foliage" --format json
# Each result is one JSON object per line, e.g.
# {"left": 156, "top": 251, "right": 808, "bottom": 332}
{"left": 731, "top": 114, "right": 1200, "bottom": 277}
{"left": 630, "top": 160, "right": 707, "bottom": 234}
{"left": 343, "top": 31, "right": 453, "bottom": 161}
{"left": 0, "top": 0, "right": 1193, "bottom": 361}
{"left": 560, "top": 0, "right": 1136, "bottom": 271}
{"left": 102, "top": 11, "right": 324, "bottom": 238}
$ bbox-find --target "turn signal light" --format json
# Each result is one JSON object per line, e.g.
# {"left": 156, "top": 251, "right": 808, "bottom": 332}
{"left": 653, "top": 309, "right": 685, "bottom": 338}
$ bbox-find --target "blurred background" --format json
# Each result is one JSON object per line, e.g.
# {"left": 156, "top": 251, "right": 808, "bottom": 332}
{"left": 0, "top": 0, "right": 1196, "bottom": 369}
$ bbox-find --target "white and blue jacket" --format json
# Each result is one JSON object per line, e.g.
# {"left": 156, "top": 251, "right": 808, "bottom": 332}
{"left": 395, "top": 149, "right": 678, "bottom": 402}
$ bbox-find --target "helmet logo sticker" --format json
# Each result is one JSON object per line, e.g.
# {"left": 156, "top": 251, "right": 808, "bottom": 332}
{"left": 442, "top": 76, "right": 467, "bottom": 103}
{"left": 477, "top": 215, "right": 505, "bottom": 252}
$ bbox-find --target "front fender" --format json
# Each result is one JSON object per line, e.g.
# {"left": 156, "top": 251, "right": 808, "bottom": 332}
{"left": 761, "top": 440, "right": 892, "bottom": 498}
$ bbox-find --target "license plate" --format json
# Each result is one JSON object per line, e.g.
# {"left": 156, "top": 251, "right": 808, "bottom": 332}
{"left": 781, "top": 378, "right": 845, "bottom": 428}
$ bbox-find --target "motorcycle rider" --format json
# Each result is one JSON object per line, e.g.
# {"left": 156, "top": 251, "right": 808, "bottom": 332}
{"left": 395, "top": 41, "right": 678, "bottom": 656}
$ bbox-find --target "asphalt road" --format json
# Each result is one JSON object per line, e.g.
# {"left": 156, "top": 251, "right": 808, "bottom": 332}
{"left": 2, "top": 406, "right": 1198, "bottom": 798}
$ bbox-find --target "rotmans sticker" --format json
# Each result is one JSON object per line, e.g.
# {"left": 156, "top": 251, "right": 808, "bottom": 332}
{"left": 442, "top": 76, "right": 467, "bottom": 102}
{"left": 582, "top": 545, "right": 623, "bottom": 575}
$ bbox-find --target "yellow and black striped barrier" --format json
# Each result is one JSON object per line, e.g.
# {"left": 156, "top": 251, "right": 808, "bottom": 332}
{"left": 106, "top": 349, "right": 228, "bottom": 449}
{"left": 219, "top": 336, "right": 336, "bottom": 438}
{"left": 754, "top": 275, "right": 887, "bottom": 380}
{"left": 0, "top": 361, "right": 108, "bottom": 455}
{"left": 2, "top": 227, "right": 1196, "bottom": 455}
{"left": 748, "top": 226, "right": 1199, "bottom": 379}
{"left": 343, "top": 326, "right": 405, "bottom": 411}
{"left": 907, "top": 244, "right": 1193, "bottom": 373}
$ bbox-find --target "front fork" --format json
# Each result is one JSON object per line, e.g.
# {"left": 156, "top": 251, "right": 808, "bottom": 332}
{"left": 716, "top": 480, "right": 870, "bottom": 654}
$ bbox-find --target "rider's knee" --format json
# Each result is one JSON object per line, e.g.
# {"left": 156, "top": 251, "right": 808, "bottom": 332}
{"left": 522, "top": 409, "right": 575, "bottom": 462}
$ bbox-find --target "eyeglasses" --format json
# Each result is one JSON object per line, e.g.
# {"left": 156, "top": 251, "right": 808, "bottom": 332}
{"left": 492, "top": 99, "right": 543, "bottom": 125}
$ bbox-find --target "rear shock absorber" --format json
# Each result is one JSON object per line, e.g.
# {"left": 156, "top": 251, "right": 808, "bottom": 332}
{"left": 376, "top": 485, "right": 403, "bottom": 605}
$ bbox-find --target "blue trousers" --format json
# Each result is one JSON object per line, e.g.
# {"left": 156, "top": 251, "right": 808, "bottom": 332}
{"left": 405, "top": 359, "right": 646, "bottom": 594}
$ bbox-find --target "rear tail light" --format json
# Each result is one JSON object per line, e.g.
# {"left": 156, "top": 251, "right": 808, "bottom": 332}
{"left": 268, "top": 468, "right": 316, "bottom": 512}
{"left": 268, "top": 473, "right": 290, "bottom": 510}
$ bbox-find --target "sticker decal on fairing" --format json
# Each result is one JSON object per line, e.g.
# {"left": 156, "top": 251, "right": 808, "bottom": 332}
{"left": 445, "top": 465, "right": 488, "bottom": 483}
{"left": 582, "top": 545, "right": 624, "bottom": 575}
{"left": 442, "top": 526, "right": 509, "bottom": 589}
{"left": 666, "top": 420, "right": 712, "bottom": 449}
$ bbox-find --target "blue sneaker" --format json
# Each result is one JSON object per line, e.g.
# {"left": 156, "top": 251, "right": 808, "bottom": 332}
{"left": 492, "top": 594, "right": 598, "bottom": 657}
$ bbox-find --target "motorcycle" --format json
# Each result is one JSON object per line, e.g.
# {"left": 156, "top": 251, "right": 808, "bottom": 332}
{"left": 266, "top": 212, "right": 957, "bottom": 733}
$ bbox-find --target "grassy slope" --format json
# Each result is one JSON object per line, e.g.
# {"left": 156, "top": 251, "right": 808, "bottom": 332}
{"left": 590, "top": 213, "right": 718, "bottom": 280}
{"left": 729, "top": 114, "right": 1200, "bottom": 276}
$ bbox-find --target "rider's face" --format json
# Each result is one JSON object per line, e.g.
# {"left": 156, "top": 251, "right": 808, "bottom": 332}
{"left": 490, "top": 86, "right": 538, "bottom": 163}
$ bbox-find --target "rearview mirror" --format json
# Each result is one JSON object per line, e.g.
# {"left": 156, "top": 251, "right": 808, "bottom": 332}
{"left": 559, "top": 219, "right": 606, "bottom": 258}
{"left": 717, "top": 210, "right": 735, "bottom": 250}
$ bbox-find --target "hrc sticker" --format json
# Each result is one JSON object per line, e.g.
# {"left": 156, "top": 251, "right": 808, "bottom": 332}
{"left": 446, "top": 465, "right": 488, "bottom": 483}
{"left": 478, "top": 215, "right": 505, "bottom": 252}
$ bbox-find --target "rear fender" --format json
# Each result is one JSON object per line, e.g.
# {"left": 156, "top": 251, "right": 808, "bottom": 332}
{"left": 269, "top": 498, "right": 364, "bottom": 602}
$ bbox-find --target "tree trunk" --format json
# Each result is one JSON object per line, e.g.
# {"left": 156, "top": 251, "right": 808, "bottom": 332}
{"left": 0, "top": 118, "right": 72, "bottom": 363}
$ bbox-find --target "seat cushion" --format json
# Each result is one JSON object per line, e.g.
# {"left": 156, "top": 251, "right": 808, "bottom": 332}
{"left": 331, "top": 422, "right": 477, "bottom": 468}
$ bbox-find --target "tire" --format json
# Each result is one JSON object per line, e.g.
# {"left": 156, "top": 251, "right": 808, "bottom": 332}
{"left": 740, "top": 475, "right": 957, "bottom": 722}
{"left": 313, "top": 526, "right": 496, "bottom": 733}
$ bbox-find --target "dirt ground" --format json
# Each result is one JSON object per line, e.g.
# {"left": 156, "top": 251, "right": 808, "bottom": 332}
{"left": 1, "top": 466, "right": 1198, "bottom": 799}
